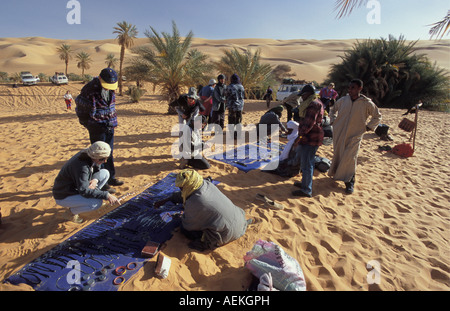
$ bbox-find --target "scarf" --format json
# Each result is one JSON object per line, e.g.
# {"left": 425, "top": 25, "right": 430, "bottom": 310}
{"left": 175, "top": 169, "right": 204, "bottom": 203}
{"left": 298, "top": 94, "right": 318, "bottom": 118}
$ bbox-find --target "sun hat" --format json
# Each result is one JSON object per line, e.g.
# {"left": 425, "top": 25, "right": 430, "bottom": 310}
{"left": 209, "top": 79, "right": 217, "bottom": 86}
{"left": 186, "top": 87, "right": 199, "bottom": 100}
{"left": 86, "top": 141, "right": 111, "bottom": 159}
{"left": 99, "top": 68, "right": 118, "bottom": 91}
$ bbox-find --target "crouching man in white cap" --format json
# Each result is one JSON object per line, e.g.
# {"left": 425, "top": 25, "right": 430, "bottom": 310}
{"left": 52, "top": 141, "right": 121, "bottom": 223}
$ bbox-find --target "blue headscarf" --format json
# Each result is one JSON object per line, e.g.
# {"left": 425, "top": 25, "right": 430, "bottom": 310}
{"left": 230, "top": 74, "right": 240, "bottom": 84}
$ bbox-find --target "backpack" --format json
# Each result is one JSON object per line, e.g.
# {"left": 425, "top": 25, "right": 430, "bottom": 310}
{"left": 314, "top": 156, "right": 331, "bottom": 172}
{"left": 392, "top": 143, "right": 414, "bottom": 158}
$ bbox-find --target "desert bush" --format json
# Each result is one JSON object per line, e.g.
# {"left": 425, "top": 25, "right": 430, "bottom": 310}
{"left": 126, "top": 86, "right": 146, "bottom": 102}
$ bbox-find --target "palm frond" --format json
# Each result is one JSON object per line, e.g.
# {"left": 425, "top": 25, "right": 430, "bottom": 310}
{"left": 334, "top": 0, "right": 367, "bottom": 19}
{"left": 429, "top": 10, "right": 450, "bottom": 39}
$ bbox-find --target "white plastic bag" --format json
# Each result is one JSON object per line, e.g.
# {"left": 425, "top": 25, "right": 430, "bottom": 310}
{"left": 244, "top": 240, "right": 306, "bottom": 291}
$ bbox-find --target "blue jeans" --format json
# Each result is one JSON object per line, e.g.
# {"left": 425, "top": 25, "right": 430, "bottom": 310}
{"left": 88, "top": 125, "right": 115, "bottom": 181}
{"left": 298, "top": 144, "right": 319, "bottom": 196}
{"left": 55, "top": 169, "right": 109, "bottom": 215}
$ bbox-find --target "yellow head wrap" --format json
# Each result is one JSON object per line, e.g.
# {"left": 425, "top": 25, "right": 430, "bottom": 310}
{"left": 175, "top": 169, "right": 204, "bottom": 202}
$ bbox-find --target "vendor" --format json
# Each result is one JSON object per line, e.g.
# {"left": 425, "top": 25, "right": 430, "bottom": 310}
{"left": 155, "top": 169, "right": 250, "bottom": 251}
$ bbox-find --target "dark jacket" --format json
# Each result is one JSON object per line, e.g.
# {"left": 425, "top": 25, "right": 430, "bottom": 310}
{"left": 52, "top": 151, "right": 109, "bottom": 200}
{"left": 212, "top": 82, "right": 226, "bottom": 112}
{"left": 75, "top": 78, "right": 118, "bottom": 130}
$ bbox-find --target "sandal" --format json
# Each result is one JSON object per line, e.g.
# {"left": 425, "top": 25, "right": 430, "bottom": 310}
{"left": 255, "top": 193, "right": 285, "bottom": 210}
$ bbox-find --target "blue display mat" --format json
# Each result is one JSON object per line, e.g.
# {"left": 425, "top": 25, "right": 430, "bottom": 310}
{"left": 4, "top": 173, "right": 199, "bottom": 291}
{"left": 207, "top": 141, "right": 285, "bottom": 172}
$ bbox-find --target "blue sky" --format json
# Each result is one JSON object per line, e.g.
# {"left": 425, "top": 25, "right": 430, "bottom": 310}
{"left": 0, "top": 0, "right": 448, "bottom": 41}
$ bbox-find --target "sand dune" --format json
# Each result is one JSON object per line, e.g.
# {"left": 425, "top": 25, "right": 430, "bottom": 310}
{"left": 0, "top": 36, "right": 449, "bottom": 292}
{"left": 0, "top": 37, "right": 448, "bottom": 83}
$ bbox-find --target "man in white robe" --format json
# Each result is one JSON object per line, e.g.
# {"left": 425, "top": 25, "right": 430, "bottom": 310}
{"left": 328, "top": 79, "right": 382, "bottom": 194}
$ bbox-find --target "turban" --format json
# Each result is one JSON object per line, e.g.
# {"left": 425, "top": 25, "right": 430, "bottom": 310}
{"left": 175, "top": 169, "right": 204, "bottom": 203}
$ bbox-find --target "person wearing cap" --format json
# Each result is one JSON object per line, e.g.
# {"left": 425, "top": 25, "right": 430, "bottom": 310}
{"left": 154, "top": 169, "right": 250, "bottom": 251}
{"left": 319, "top": 83, "right": 339, "bottom": 113}
{"left": 225, "top": 74, "right": 245, "bottom": 137}
{"left": 169, "top": 87, "right": 210, "bottom": 170}
{"left": 199, "top": 79, "right": 216, "bottom": 124}
{"left": 75, "top": 68, "right": 124, "bottom": 192}
{"left": 328, "top": 79, "right": 381, "bottom": 194}
{"left": 291, "top": 85, "right": 324, "bottom": 197}
{"left": 52, "top": 141, "right": 121, "bottom": 223}
{"left": 296, "top": 84, "right": 318, "bottom": 121}
{"left": 211, "top": 74, "right": 227, "bottom": 130}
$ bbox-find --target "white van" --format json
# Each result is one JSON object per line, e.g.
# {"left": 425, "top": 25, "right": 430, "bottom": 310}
{"left": 276, "top": 84, "right": 306, "bottom": 101}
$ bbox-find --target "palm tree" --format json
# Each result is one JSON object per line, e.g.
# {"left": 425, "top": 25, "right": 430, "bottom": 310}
{"left": 113, "top": 21, "right": 138, "bottom": 96}
{"left": 134, "top": 21, "right": 213, "bottom": 113}
{"left": 76, "top": 51, "right": 92, "bottom": 77}
{"left": 215, "top": 48, "right": 273, "bottom": 98}
{"left": 57, "top": 44, "right": 73, "bottom": 75}
{"left": 105, "top": 53, "right": 119, "bottom": 68}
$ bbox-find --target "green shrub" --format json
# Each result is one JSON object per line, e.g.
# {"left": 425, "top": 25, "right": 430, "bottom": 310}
{"left": 326, "top": 35, "right": 449, "bottom": 110}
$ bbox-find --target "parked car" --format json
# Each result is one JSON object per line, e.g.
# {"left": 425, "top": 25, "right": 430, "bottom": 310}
{"left": 21, "top": 71, "right": 38, "bottom": 86}
{"left": 276, "top": 83, "right": 306, "bottom": 101}
{"left": 51, "top": 73, "right": 68, "bottom": 85}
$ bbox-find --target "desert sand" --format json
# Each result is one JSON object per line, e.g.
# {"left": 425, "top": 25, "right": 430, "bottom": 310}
{"left": 0, "top": 37, "right": 449, "bottom": 291}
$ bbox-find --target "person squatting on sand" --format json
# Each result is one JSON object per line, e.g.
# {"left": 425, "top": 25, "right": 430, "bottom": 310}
{"left": 52, "top": 141, "right": 121, "bottom": 223}
{"left": 170, "top": 87, "right": 211, "bottom": 170}
{"left": 256, "top": 105, "right": 288, "bottom": 139}
{"left": 75, "top": 68, "right": 124, "bottom": 193}
{"left": 291, "top": 85, "right": 324, "bottom": 197}
{"left": 154, "top": 169, "right": 250, "bottom": 251}
{"left": 328, "top": 79, "right": 382, "bottom": 194}
{"left": 226, "top": 73, "right": 245, "bottom": 137}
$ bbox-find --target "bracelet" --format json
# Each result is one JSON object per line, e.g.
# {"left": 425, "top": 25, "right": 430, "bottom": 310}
{"left": 114, "top": 266, "right": 126, "bottom": 276}
{"left": 113, "top": 276, "right": 125, "bottom": 286}
{"left": 126, "top": 262, "right": 138, "bottom": 270}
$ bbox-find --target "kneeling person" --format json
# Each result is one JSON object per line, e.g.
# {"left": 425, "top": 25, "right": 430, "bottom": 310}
{"left": 156, "top": 169, "right": 250, "bottom": 251}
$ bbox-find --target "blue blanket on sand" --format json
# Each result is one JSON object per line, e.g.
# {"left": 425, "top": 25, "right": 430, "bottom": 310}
{"left": 5, "top": 173, "right": 215, "bottom": 291}
{"left": 207, "top": 141, "right": 285, "bottom": 172}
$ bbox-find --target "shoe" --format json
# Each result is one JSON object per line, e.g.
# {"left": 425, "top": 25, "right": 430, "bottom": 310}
{"left": 293, "top": 181, "right": 302, "bottom": 188}
{"left": 292, "top": 190, "right": 312, "bottom": 197}
{"left": 345, "top": 176, "right": 355, "bottom": 194}
{"left": 108, "top": 179, "right": 124, "bottom": 186}
{"left": 345, "top": 182, "right": 354, "bottom": 194}
{"left": 72, "top": 214, "right": 84, "bottom": 224}
{"left": 180, "top": 158, "right": 189, "bottom": 169}
{"left": 101, "top": 184, "right": 117, "bottom": 194}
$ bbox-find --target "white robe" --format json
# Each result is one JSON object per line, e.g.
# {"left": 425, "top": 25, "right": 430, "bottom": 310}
{"left": 279, "top": 121, "right": 299, "bottom": 161}
{"left": 328, "top": 94, "right": 381, "bottom": 182}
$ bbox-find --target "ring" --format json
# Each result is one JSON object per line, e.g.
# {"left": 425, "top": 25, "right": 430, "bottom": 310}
{"left": 113, "top": 276, "right": 125, "bottom": 286}
{"left": 126, "top": 262, "right": 138, "bottom": 270}
{"left": 114, "top": 266, "right": 126, "bottom": 276}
